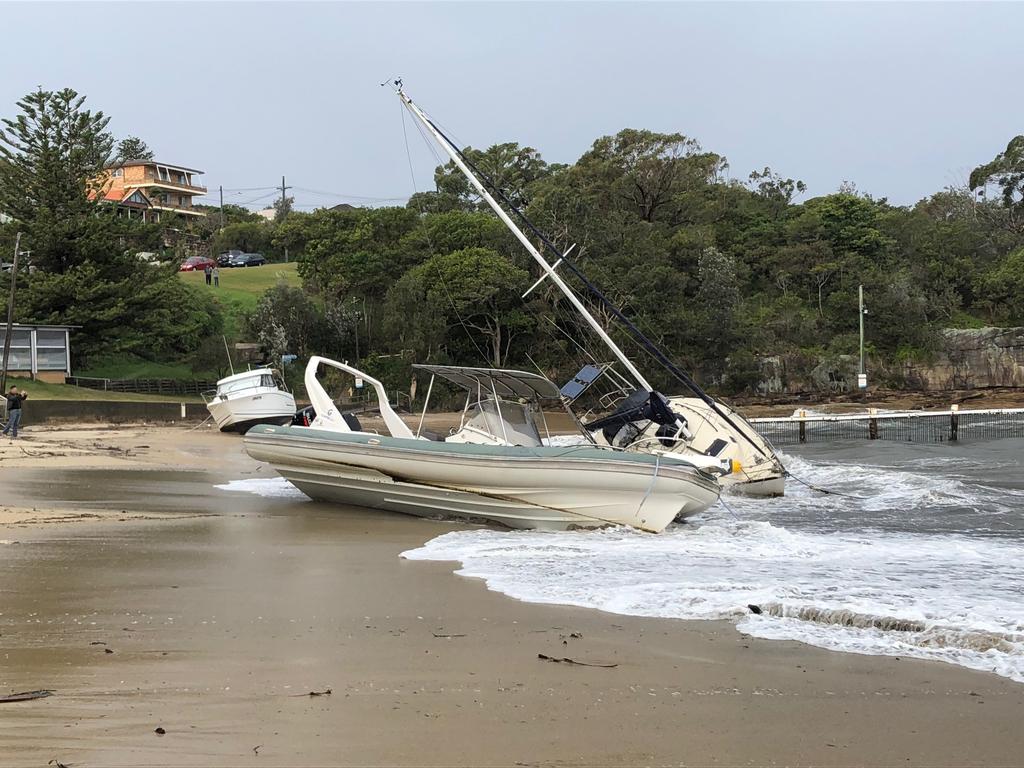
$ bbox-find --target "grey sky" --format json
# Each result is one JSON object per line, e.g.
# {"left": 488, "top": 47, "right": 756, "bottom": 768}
{"left": 3, "top": 2, "right": 1022, "bottom": 211}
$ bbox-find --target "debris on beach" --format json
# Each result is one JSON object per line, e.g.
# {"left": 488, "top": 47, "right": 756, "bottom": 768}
{"left": 290, "top": 688, "right": 332, "bottom": 697}
{"left": 537, "top": 653, "right": 617, "bottom": 668}
{"left": 0, "top": 689, "right": 55, "bottom": 703}
{"left": 154, "top": 727, "right": 166, "bottom": 735}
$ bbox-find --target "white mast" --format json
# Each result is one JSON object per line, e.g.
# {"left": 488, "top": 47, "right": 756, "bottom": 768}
{"left": 396, "top": 86, "right": 654, "bottom": 392}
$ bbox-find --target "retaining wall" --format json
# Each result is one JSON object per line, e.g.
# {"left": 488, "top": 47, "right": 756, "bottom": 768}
{"left": 16, "top": 400, "right": 210, "bottom": 426}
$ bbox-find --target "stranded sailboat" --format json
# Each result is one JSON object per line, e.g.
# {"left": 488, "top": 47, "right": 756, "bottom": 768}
{"left": 243, "top": 356, "right": 724, "bottom": 532}
{"left": 394, "top": 83, "right": 785, "bottom": 496}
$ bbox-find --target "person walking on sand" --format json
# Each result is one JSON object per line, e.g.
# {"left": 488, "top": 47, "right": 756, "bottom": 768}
{"left": 204, "top": 264, "right": 213, "bottom": 286}
{"left": 213, "top": 266, "right": 220, "bottom": 287}
{"left": 2, "top": 386, "right": 28, "bottom": 439}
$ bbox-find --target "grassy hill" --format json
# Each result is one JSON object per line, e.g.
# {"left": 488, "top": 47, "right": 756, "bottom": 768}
{"left": 179, "top": 262, "right": 301, "bottom": 331}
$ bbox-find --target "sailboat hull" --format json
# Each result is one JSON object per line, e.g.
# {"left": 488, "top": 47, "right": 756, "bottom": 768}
{"left": 243, "top": 425, "right": 720, "bottom": 532}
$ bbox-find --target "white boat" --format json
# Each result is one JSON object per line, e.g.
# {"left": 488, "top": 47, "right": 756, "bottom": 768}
{"left": 242, "top": 356, "right": 724, "bottom": 532}
{"left": 394, "top": 83, "right": 785, "bottom": 496}
{"left": 204, "top": 368, "right": 296, "bottom": 433}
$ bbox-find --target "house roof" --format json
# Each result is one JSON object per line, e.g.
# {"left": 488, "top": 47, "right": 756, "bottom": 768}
{"left": 105, "top": 160, "right": 205, "bottom": 174}
{"left": 90, "top": 188, "right": 151, "bottom": 206}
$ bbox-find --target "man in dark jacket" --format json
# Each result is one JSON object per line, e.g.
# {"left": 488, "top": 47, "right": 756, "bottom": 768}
{"left": 2, "top": 385, "right": 27, "bottom": 439}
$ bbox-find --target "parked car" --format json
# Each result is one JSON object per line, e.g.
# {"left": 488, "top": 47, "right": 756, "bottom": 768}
{"left": 179, "top": 256, "right": 217, "bottom": 272}
{"left": 228, "top": 252, "right": 266, "bottom": 268}
{"left": 217, "top": 249, "right": 244, "bottom": 267}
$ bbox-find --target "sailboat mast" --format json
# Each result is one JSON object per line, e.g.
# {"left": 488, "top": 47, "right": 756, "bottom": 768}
{"left": 396, "top": 87, "right": 654, "bottom": 392}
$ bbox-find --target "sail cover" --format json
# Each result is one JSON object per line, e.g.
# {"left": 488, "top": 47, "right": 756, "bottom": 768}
{"left": 413, "top": 365, "right": 563, "bottom": 402}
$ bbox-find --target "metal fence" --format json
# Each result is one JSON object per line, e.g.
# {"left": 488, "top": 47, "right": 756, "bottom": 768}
{"left": 65, "top": 376, "right": 218, "bottom": 396}
{"left": 749, "top": 407, "right": 1024, "bottom": 445}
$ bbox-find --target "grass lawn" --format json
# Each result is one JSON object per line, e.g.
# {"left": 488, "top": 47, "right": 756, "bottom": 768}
{"left": 179, "top": 264, "right": 299, "bottom": 311}
{"left": 77, "top": 358, "right": 202, "bottom": 381}
{"left": 6, "top": 376, "right": 203, "bottom": 402}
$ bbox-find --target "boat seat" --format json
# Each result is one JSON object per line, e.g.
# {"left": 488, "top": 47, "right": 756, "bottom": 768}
{"left": 342, "top": 412, "right": 362, "bottom": 431}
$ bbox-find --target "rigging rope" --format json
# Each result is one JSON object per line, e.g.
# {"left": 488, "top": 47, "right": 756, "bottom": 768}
{"left": 401, "top": 104, "right": 493, "bottom": 369}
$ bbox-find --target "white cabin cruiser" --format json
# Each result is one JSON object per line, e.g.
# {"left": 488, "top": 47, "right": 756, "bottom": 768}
{"left": 242, "top": 356, "right": 724, "bottom": 533}
{"left": 204, "top": 368, "right": 296, "bottom": 433}
{"left": 394, "top": 82, "right": 786, "bottom": 496}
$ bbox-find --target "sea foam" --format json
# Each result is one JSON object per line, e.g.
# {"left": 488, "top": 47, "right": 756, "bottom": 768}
{"left": 403, "top": 446, "right": 1024, "bottom": 683}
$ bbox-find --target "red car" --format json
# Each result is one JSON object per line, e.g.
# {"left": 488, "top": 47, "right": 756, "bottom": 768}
{"left": 179, "top": 256, "right": 217, "bottom": 272}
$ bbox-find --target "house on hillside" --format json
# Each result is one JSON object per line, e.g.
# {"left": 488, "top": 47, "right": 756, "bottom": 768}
{"left": 94, "top": 160, "right": 207, "bottom": 223}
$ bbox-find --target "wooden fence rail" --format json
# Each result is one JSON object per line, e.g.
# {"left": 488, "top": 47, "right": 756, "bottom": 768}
{"left": 65, "top": 376, "right": 218, "bottom": 396}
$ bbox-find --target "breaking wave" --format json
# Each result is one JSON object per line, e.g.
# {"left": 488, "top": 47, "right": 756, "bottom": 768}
{"left": 404, "top": 442, "right": 1024, "bottom": 683}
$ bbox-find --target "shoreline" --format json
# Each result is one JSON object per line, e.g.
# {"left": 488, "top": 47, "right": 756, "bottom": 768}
{"left": 1, "top": 426, "right": 1022, "bottom": 765}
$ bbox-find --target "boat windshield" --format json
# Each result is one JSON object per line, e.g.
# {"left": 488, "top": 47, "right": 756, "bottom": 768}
{"left": 217, "top": 374, "right": 276, "bottom": 397}
{"left": 464, "top": 400, "right": 542, "bottom": 446}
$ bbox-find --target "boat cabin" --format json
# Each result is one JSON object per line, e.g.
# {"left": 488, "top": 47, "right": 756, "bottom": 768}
{"left": 413, "top": 365, "right": 574, "bottom": 447}
{"left": 209, "top": 368, "right": 287, "bottom": 402}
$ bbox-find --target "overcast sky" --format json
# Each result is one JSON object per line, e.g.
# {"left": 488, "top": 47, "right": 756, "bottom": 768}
{"left": 3, "top": 2, "right": 1022, "bottom": 211}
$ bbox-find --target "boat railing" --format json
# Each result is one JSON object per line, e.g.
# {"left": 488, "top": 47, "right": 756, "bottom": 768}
{"left": 202, "top": 382, "right": 286, "bottom": 405}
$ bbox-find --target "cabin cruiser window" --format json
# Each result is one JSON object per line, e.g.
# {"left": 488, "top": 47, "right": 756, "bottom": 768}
{"left": 463, "top": 400, "right": 542, "bottom": 447}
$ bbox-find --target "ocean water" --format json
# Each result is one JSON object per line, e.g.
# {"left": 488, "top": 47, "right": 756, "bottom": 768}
{"left": 402, "top": 439, "right": 1024, "bottom": 683}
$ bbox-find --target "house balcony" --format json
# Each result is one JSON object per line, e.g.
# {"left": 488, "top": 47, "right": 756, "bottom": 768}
{"left": 128, "top": 178, "right": 208, "bottom": 196}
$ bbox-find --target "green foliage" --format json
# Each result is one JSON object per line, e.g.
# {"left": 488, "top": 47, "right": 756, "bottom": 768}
{"left": 116, "top": 136, "right": 153, "bottom": 162}
{"left": 212, "top": 221, "right": 274, "bottom": 258}
{"left": 970, "top": 135, "right": 1024, "bottom": 227}
{"left": 976, "top": 247, "right": 1024, "bottom": 324}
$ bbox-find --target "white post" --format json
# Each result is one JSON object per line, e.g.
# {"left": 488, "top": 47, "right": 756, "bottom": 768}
{"left": 858, "top": 285, "right": 867, "bottom": 390}
{"left": 397, "top": 88, "right": 654, "bottom": 393}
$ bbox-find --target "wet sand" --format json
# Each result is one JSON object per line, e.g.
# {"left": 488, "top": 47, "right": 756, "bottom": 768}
{"left": 1, "top": 427, "right": 1023, "bottom": 766}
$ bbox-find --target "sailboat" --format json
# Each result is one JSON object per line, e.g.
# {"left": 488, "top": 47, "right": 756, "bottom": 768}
{"left": 394, "top": 82, "right": 786, "bottom": 496}
{"left": 243, "top": 356, "right": 724, "bottom": 532}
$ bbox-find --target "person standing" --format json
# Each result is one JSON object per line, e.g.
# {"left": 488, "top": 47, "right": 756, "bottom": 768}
{"left": 204, "top": 264, "right": 212, "bottom": 286}
{"left": 2, "top": 386, "right": 28, "bottom": 439}
{"left": 213, "top": 266, "right": 220, "bottom": 287}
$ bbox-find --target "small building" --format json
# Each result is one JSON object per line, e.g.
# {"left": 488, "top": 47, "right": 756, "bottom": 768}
{"left": 96, "top": 160, "right": 207, "bottom": 222}
{"left": 0, "top": 324, "right": 75, "bottom": 382}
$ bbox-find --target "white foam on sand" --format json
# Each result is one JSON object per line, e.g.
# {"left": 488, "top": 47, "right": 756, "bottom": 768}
{"left": 403, "top": 450, "right": 1024, "bottom": 683}
{"left": 215, "top": 477, "right": 308, "bottom": 500}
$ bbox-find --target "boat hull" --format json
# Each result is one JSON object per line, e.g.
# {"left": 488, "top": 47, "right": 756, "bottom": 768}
{"left": 207, "top": 391, "right": 297, "bottom": 432}
{"left": 243, "top": 425, "right": 721, "bottom": 532}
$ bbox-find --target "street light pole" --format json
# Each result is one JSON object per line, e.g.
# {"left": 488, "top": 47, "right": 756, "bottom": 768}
{"left": 858, "top": 284, "right": 867, "bottom": 390}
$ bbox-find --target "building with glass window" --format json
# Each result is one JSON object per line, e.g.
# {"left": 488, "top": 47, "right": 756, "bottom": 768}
{"left": 0, "top": 324, "right": 75, "bottom": 382}
{"left": 95, "top": 160, "right": 207, "bottom": 223}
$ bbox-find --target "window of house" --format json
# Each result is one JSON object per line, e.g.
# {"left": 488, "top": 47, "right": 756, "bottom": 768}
{"left": 112, "top": 168, "right": 123, "bottom": 177}
{"left": 35, "top": 330, "right": 68, "bottom": 371}
{"left": 0, "top": 329, "right": 33, "bottom": 371}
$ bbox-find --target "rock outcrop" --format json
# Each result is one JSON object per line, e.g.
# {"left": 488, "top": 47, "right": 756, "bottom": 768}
{"left": 905, "top": 327, "right": 1024, "bottom": 390}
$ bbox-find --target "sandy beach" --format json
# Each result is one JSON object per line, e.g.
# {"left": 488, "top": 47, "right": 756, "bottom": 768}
{"left": 1, "top": 425, "right": 1022, "bottom": 767}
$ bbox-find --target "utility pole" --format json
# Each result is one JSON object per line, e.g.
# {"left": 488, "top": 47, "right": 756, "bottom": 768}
{"left": 279, "top": 175, "right": 292, "bottom": 262}
{"left": 858, "top": 284, "right": 867, "bottom": 390}
{"left": 1, "top": 233, "right": 23, "bottom": 397}
{"left": 219, "top": 185, "right": 225, "bottom": 230}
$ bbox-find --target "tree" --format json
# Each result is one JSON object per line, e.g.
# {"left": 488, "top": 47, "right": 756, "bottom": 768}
{"left": 434, "top": 142, "right": 551, "bottom": 211}
{"left": 385, "top": 247, "right": 531, "bottom": 367}
{"left": 212, "top": 221, "right": 273, "bottom": 257}
{"left": 0, "top": 87, "right": 114, "bottom": 274}
{"left": 273, "top": 195, "right": 294, "bottom": 222}
{"left": 116, "top": 136, "right": 154, "bottom": 162}
{"left": 970, "top": 135, "right": 1024, "bottom": 230}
